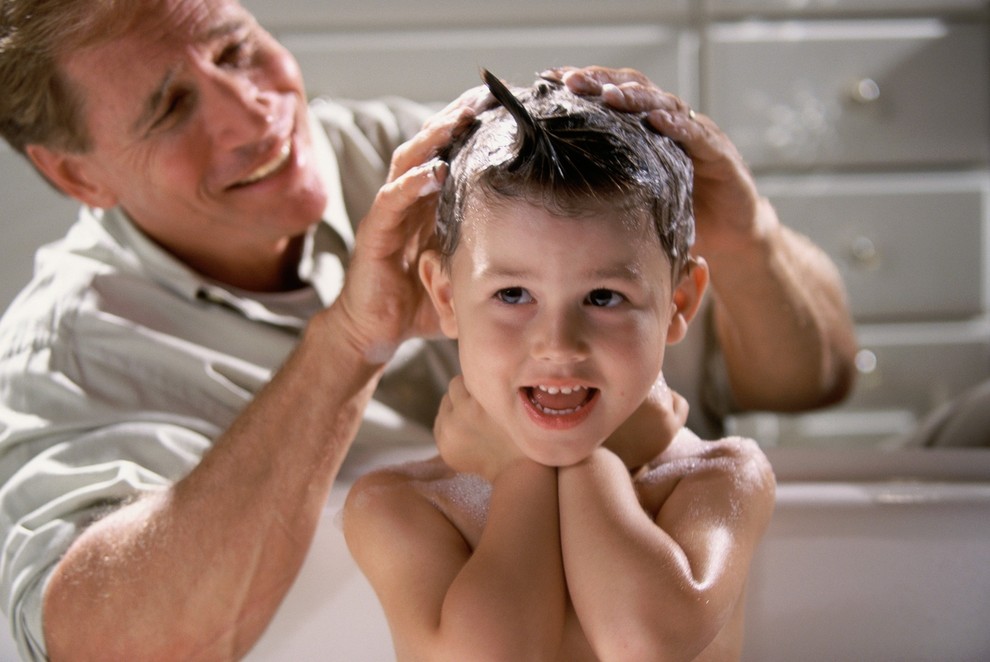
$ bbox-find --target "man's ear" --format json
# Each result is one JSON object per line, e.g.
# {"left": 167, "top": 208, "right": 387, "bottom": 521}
{"left": 666, "top": 256, "right": 709, "bottom": 345}
{"left": 419, "top": 249, "right": 459, "bottom": 339}
{"left": 24, "top": 144, "right": 118, "bottom": 209}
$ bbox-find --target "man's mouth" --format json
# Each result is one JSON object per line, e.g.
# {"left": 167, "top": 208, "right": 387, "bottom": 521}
{"left": 231, "top": 139, "right": 292, "bottom": 188}
{"left": 525, "top": 385, "right": 597, "bottom": 416}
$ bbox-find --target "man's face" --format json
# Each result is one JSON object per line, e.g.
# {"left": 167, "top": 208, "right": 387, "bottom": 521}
{"left": 59, "top": 0, "right": 327, "bottom": 269}
{"left": 430, "top": 196, "right": 682, "bottom": 467}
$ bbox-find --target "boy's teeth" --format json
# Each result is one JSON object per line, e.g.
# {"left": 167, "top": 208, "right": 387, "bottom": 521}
{"left": 537, "top": 385, "right": 585, "bottom": 395}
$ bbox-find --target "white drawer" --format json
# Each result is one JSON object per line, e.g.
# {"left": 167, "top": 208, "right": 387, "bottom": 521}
{"left": 0, "top": 149, "right": 80, "bottom": 314}
{"left": 759, "top": 173, "right": 988, "bottom": 322}
{"left": 849, "top": 321, "right": 990, "bottom": 413}
{"left": 284, "top": 25, "right": 696, "bottom": 106}
{"left": 244, "top": 0, "right": 687, "bottom": 31}
{"left": 706, "top": 0, "right": 989, "bottom": 18}
{"left": 728, "top": 320, "right": 990, "bottom": 447}
{"left": 728, "top": 409, "right": 920, "bottom": 447}
{"left": 705, "top": 19, "right": 990, "bottom": 170}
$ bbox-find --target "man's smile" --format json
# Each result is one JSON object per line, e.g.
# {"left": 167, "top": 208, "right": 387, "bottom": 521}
{"left": 231, "top": 138, "right": 292, "bottom": 188}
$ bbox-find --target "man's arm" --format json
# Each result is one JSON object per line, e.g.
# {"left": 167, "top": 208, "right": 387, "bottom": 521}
{"left": 42, "top": 316, "right": 381, "bottom": 660}
{"left": 40, "top": 100, "right": 478, "bottom": 661}
{"left": 557, "top": 68, "right": 858, "bottom": 412}
{"left": 557, "top": 432, "right": 776, "bottom": 662}
{"left": 655, "top": 107, "right": 857, "bottom": 411}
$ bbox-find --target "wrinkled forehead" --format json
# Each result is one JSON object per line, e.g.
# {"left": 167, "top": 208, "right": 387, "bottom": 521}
{"left": 65, "top": 0, "right": 245, "bottom": 53}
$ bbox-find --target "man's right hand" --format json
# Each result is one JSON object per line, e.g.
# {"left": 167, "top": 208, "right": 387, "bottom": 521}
{"left": 329, "top": 87, "right": 491, "bottom": 365}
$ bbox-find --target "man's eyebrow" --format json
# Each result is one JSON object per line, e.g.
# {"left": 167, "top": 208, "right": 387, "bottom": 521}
{"left": 133, "top": 19, "right": 247, "bottom": 135}
{"left": 203, "top": 18, "right": 247, "bottom": 43}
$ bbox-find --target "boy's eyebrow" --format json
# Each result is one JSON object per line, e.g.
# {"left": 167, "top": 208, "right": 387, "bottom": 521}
{"left": 588, "top": 264, "right": 647, "bottom": 281}
{"left": 477, "top": 263, "right": 647, "bottom": 281}
{"left": 133, "top": 19, "right": 246, "bottom": 135}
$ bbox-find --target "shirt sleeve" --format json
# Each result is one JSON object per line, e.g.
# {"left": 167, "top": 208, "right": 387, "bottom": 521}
{"left": 0, "top": 267, "right": 253, "bottom": 658}
{"left": 309, "top": 96, "right": 436, "bottom": 233}
{"left": 0, "top": 421, "right": 211, "bottom": 660}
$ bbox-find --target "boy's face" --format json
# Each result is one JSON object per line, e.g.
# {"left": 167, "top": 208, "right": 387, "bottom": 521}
{"left": 424, "top": 196, "right": 699, "bottom": 467}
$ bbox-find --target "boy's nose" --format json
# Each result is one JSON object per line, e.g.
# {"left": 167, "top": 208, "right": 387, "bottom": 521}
{"left": 530, "top": 311, "right": 590, "bottom": 364}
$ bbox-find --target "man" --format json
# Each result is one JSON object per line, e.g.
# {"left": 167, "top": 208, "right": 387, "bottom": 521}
{"left": 0, "top": 0, "right": 856, "bottom": 659}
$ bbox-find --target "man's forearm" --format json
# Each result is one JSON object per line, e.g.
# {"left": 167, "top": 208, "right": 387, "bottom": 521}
{"left": 42, "top": 309, "right": 383, "bottom": 661}
{"left": 708, "top": 198, "right": 857, "bottom": 411}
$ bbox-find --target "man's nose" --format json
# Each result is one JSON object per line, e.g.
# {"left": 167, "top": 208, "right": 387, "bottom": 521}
{"left": 530, "top": 309, "right": 590, "bottom": 364}
{"left": 200, "top": 71, "right": 278, "bottom": 149}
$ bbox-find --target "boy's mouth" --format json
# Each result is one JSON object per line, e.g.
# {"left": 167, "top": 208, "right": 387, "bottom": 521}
{"left": 524, "top": 384, "right": 598, "bottom": 416}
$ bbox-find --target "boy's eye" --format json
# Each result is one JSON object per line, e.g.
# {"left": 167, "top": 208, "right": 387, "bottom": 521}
{"left": 495, "top": 287, "right": 533, "bottom": 305}
{"left": 585, "top": 289, "right": 624, "bottom": 308}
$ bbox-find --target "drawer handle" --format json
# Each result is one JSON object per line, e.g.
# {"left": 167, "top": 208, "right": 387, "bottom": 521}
{"left": 849, "top": 78, "right": 881, "bottom": 105}
{"left": 848, "top": 235, "right": 880, "bottom": 269}
{"left": 855, "top": 349, "right": 878, "bottom": 375}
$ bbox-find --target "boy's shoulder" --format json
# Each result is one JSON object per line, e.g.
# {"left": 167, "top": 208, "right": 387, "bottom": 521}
{"left": 632, "top": 428, "right": 776, "bottom": 512}
{"left": 344, "top": 456, "right": 492, "bottom": 549}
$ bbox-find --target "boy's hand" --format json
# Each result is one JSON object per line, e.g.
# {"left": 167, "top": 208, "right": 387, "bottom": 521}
{"left": 434, "top": 376, "right": 527, "bottom": 481}
{"left": 605, "top": 375, "right": 689, "bottom": 467}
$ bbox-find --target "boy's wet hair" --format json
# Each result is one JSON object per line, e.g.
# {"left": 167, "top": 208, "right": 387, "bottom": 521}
{"left": 436, "top": 69, "right": 695, "bottom": 275}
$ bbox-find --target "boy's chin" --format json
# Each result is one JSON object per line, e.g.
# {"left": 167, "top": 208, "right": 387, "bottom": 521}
{"left": 520, "top": 439, "right": 605, "bottom": 468}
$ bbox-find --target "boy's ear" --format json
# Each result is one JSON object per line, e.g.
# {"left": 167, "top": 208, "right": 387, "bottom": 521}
{"left": 418, "top": 249, "right": 459, "bottom": 339}
{"left": 25, "top": 144, "right": 118, "bottom": 209}
{"left": 666, "top": 256, "right": 709, "bottom": 345}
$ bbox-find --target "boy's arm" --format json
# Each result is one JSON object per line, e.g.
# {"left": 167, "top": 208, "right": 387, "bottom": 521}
{"left": 344, "top": 460, "right": 565, "bottom": 662}
{"left": 557, "top": 431, "right": 775, "bottom": 662}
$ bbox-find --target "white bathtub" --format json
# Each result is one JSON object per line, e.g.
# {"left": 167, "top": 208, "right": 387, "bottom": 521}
{"left": 2, "top": 444, "right": 989, "bottom": 661}
{"left": 743, "top": 447, "right": 990, "bottom": 662}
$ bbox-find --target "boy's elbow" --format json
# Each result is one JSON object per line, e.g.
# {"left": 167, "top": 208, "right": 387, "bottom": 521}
{"left": 426, "top": 632, "right": 557, "bottom": 662}
{"left": 583, "top": 580, "right": 730, "bottom": 662}
{"left": 591, "top": 608, "right": 721, "bottom": 662}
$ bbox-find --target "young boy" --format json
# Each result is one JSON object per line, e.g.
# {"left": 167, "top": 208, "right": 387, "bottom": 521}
{"left": 343, "top": 71, "right": 776, "bottom": 661}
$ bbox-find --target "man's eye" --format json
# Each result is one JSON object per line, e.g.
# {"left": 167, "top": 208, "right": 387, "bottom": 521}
{"left": 152, "top": 91, "right": 192, "bottom": 129}
{"left": 217, "top": 40, "right": 251, "bottom": 68}
{"left": 585, "top": 289, "right": 624, "bottom": 307}
{"left": 495, "top": 287, "right": 532, "bottom": 305}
